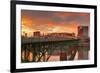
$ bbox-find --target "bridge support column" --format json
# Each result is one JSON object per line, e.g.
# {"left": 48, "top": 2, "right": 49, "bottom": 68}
{"left": 60, "top": 48, "right": 67, "bottom": 61}
{"left": 78, "top": 49, "right": 89, "bottom": 60}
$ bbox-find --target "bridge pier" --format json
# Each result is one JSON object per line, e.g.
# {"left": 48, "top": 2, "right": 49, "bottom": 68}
{"left": 78, "top": 49, "right": 89, "bottom": 60}
{"left": 60, "top": 51, "right": 67, "bottom": 61}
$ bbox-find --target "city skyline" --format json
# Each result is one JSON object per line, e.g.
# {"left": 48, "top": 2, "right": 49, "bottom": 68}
{"left": 21, "top": 10, "right": 90, "bottom": 37}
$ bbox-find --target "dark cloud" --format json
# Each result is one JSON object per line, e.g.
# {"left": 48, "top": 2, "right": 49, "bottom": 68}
{"left": 65, "top": 15, "right": 90, "bottom": 25}
{"left": 21, "top": 10, "right": 90, "bottom": 26}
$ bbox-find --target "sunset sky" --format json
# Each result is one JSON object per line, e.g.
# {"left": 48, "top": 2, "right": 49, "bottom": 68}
{"left": 21, "top": 10, "right": 90, "bottom": 37}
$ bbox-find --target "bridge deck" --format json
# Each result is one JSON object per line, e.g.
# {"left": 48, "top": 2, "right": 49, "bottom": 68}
{"left": 22, "top": 37, "right": 78, "bottom": 44}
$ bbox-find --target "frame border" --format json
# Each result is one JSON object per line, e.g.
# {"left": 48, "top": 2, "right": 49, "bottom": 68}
{"left": 10, "top": 0, "right": 97, "bottom": 72}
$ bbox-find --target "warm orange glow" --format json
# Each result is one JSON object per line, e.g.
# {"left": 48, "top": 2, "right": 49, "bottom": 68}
{"left": 21, "top": 25, "right": 34, "bottom": 37}
{"left": 21, "top": 19, "right": 78, "bottom": 36}
{"left": 21, "top": 17, "right": 34, "bottom": 37}
{"left": 21, "top": 10, "right": 89, "bottom": 37}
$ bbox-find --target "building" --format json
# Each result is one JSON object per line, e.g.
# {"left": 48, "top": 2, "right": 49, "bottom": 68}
{"left": 77, "top": 26, "right": 89, "bottom": 60}
{"left": 78, "top": 26, "right": 89, "bottom": 38}
{"left": 33, "top": 31, "right": 41, "bottom": 37}
{"left": 46, "top": 32, "right": 75, "bottom": 38}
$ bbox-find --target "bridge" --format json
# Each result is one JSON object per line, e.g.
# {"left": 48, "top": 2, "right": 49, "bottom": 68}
{"left": 21, "top": 36, "right": 90, "bottom": 62}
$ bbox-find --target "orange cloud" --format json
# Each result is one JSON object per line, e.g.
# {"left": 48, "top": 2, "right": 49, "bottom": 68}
{"left": 21, "top": 10, "right": 89, "bottom": 37}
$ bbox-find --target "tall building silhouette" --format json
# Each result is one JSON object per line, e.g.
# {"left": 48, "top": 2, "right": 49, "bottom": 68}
{"left": 78, "top": 26, "right": 88, "bottom": 38}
